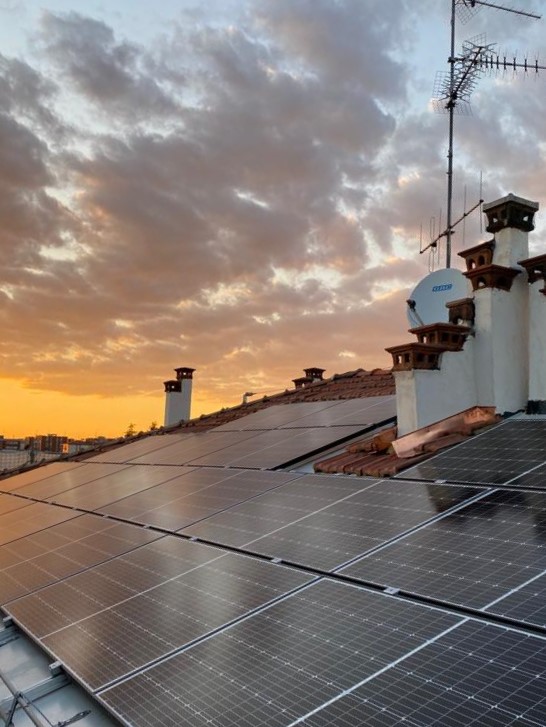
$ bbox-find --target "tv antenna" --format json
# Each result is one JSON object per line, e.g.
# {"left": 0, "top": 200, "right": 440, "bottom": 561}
{"left": 433, "top": 0, "right": 544, "bottom": 268}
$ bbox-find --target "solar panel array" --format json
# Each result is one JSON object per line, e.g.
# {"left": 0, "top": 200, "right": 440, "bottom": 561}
{"left": 1, "top": 410, "right": 545, "bottom": 726}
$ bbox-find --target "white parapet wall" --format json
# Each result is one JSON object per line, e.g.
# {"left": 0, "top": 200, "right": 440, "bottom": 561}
{"left": 395, "top": 340, "right": 478, "bottom": 436}
{"left": 529, "top": 281, "right": 546, "bottom": 406}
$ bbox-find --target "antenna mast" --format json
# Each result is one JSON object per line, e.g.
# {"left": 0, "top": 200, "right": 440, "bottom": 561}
{"left": 438, "top": 0, "right": 542, "bottom": 268}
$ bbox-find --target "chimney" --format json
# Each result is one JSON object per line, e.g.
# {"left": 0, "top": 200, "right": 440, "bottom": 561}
{"left": 164, "top": 367, "right": 195, "bottom": 426}
{"left": 293, "top": 368, "right": 325, "bottom": 390}
{"left": 387, "top": 193, "right": 540, "bottom": 435}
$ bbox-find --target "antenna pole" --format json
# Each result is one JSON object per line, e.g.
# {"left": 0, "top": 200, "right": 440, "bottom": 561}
{"left": 446, "top": 0, "right": 457, "bottom": 268}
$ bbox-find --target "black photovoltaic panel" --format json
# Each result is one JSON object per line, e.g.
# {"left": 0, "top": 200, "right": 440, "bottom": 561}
{"left": 85, "top": 434, "right": 186, "bottom": 463}
{"left": 183, "top": 473, "right": 378, "bottom": 547}
{"left": 127, "top": 431, "right": 262, "bottom": 465}
{"left": 98, "top": 469, "right": 301, "bottom": 530}
{"left": 0, "top": 462, "right": 84, "bottom": 492}
{"left": 212, "top": 397, "right": 396, "bottom": 432}
{"left": 49, "top": 465, "right": 195, "bottom": 511}
{"left": 6, "top": 538, "right": 227, "bottom": 637}
{"left": 0, "top": 492, "right": 33, "bottom": 515}
{"left": 0, "top": 514, "right": 117, "bottom": 570}
{"left": 40, "top": 555, "right": 315, "bottom": 691}
{"left": 0, "top": 519, "right": 162, "bottom": 604}
{"left": 341, "top": 489, "right": 546, "bottom": 610}
{"left": 301, "top": 620, "right": 546, "bottom": 727}
{"left": 4, "top": 463, "right": 131, "bottom": 501}
{"left": 398, "top": 419, "right": 546, "bottom": 485}
{"left": 240, "top": 480, "right": 482, "bottom": 571}
{"left": 509, "top": 462, "right": 546, "bottom": 489}
{"left": 98, "top": 580, "right": 461, "bottom": 726}
{"left": 0, "top": 502, "right": 79, "bottom": 546}
{"left": 212, "top": 401, "right": 343, "bottom": 431}
{"left": 278, "top": 396, "right": 396, "bottom": 429}
{"left": 485, "top": 573, "right": 546, "bottom": 629}
{"left": 188, "top": 426, "right": 367, "bottom": 469}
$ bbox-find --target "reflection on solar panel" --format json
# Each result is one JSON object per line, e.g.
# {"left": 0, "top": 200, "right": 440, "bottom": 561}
{"left": 38, "top": 556, "right": 314, "bottom": 691}
{"left": 300, "top": 620, "right": 546, "bottom": 727}
{"left": 0, "top": 462, "right": 83, "bottom": 492}
{"left": 1, "top": 518, "right": 162, "bottom": 604}
{"left": 183, "top": 473, "right": 378, "bottom": 547}
{"left": 485, "top": 572, "right": 546, "bottom": 629}
{"left": 240, "top": 480, "right": 482, "bottom": 571}
{"left": 98, "top": 580, "right": 461, "bottom": 726}
{"left": 341, "top": 489, "right": 546, "bottom": 610}
{"left": 86, "top": 434, "right": 191, "bottom": 464}
{"left": 0, "top": 502, "right": 79, "bottom": 546}
{"left": 0, "top": 492, "right": 33, "bottom": 515}
{"left": 398, "top": 419, "right": 546, "bottom": 485}
{"left": 126, "top": 431, "right": 261, "bottom": 465}
{"left": 98, "top": 468, "right": 301, "bottom": 530}
{"left": 6, "top": 538, "right": 227, "bottom": 637}
{"left": 510, "top": 462, "right": 546, "bottom": 489}
{"left": 213, "top": 396, "right": 396, "bottom": 432}
{"left": 50, "top": 465, "right": 195, "bottom": 511}
{"left": 187, "top": 426, "right": 367, "bottom": 469}
{"left": 2, "top": 463, "right": 131, "bottom": 500}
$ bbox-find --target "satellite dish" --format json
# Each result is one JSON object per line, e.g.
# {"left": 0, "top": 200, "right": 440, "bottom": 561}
{"left": 406, "top": 268, "right": 468, "bottom": 327}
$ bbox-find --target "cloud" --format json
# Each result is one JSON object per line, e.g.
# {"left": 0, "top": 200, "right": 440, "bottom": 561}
{"left": 0, "top": 0, "right": 545, "bottom": 410}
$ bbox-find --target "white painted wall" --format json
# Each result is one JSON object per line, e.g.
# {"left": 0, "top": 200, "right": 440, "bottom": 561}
{"left": 164, "top": 378, "right": 193, "bottom": 426}
{"left": 529, "top": 281, "right": 546, "bottom": 403}
{"left": 494, "top": 227, "right": 529, "bottom": 268}
{"left": 396, "top": 340, "right": 478, "bottom": 436}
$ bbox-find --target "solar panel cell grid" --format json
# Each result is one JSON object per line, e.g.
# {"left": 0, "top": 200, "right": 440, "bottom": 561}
{"left": 128, "top": 431, "right": 261, "bottom": 465}
{"left": 485, "top": 572, "right": 546, "bottom": 628}
{"left": 98, "top": 580, "right": 461, "bottom": 727}
{"left": 7, "top": 463, "right": 131, "bottom": 500}
{"left": 85, "top": 434, "right": 184, "bottom": 463}
{"left": 0, "top": 493, "right": 33, "bottom": 515}
{"left": 0, "top": 462, "right": 83, "bottom": 492}
{"left": 99, "top": 469, "right": 299, "bottom": 530}
{"left": 0, "top": 503, "right": 78, "bottom": 546}
{"left": 398, "top": 420, "right": 546, "bottom": 485}
{"left": 182, "top": 474, "right": 378, "bottom": 547}
{"left": 49, "top": 465, "right": 192, "bottom": 511}
{"left": 237, "top": 481, "right": 482, "bottom": 571}
{"left": 0, "top": 520, "right": 162, "bottom": 604}
{"left": 7, "top": 539, "right": 226, "bottom": 638}
{"left": 41, "top": 555, "right": 314, "bottom": 691}
{"left": 278, "top": 396, "right": 396, "bottom": 429}
{"left": 341, "top": 489, "right": 546, "bottom": 610}
{"left": 301, "top": 620, "right": 546, "bottom": 727}
{"left": 212, "top": 402, "right": 341, "bottom": 431}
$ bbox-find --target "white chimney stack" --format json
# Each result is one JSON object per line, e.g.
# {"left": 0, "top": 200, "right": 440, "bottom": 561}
{"left": 164, "top": 367, "right": 195, "bottom": 427}
{"left": 388, "top": 193, "right": 541, "bottom": 435}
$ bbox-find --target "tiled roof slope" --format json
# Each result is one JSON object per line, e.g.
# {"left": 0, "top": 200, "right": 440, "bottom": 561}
{"left": 171, "top": 368, "right": 394, "bottom": 432}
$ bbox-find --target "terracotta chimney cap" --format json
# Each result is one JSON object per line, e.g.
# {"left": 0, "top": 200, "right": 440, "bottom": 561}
{"left": 483, "top": 193, "right": 539, "bottom": 233}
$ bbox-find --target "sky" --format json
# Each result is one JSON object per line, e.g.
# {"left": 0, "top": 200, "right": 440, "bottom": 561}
{"left": 1, "top": 0, "right": 545, "bottom": 438}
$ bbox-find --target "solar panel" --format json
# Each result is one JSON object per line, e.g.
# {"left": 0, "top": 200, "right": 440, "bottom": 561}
{"left": 98, "top": 468, "right": 301, "bottom": 530}
{"left": 85, "top": 434, "right": 186, "bottom": 463}
{"left": 6, "top": 538, "right": 227, "bottom": 638}
{"left": 0, "top": 462, "right": 83, "bottom": 492}
{"left": 0, "top": 519, "right": 162, "bottom": 604}
{"left": 3, "top": 463, "right": 132, "bottom": 501}
{"left": 127, "top": 431, "right": 263, "bottom": 465}
{"left": 299, "top": 620, "right": 546, "bottom": 727}
{"left": 39, "top": 555, "right": 315, "bottom": 692}
{"left": 484, "top": 572, "right": 546, "bottom": 629}
{"left": 398, "top": 419, "right": 546, "bottom": 485}
{"left": 509, "top": 462, "right": 546, "bottom": 489}
{"left": 183, "top": 473, "right": 378, "bottom": 547}
{"left": 341, "top": 489, "right": 546, "bottom": 610}
{"left": 188, "top": 426, "right": 368, "bottom": 469}
{"left": 0, "top": 492, "right": 33, "bottom": 515}
{"left": 98, "top": 580, "right": 461, "bottom": 726}
{"left": 236, "top": 481, "right": 483, "bottom": 571}
{"left": 212, "top": 401, "right": 342, "bottom": 431}
{"left": 49, "top": 465, "right": 196, "bottom": 511}
{"left": 278, "top": 396, "right": 396, "bottom": 429}
{"left": 0, "top": 502, "right": 79, "bottom": 546}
